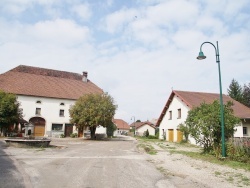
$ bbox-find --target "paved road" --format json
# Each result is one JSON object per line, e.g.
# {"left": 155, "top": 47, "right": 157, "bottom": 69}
{"left": 0, "top": 140, "right": 29, "bottom": 188}
{"left": 0, "top": 136, "right": 168, "bottom": 188}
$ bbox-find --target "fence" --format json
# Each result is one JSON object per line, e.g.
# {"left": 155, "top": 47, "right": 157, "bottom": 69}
{"left": 229, "top": 137, "right": 250, "bottom": 154}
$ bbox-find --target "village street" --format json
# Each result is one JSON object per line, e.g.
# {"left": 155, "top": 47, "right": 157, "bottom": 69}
{"left": 1, "top": 136, "right": 250, "bottom": 188}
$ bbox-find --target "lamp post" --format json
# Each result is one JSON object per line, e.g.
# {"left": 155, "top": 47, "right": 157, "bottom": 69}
{"left": 131, "top": 116, "right": 136, "bottom": 136}
{"left": 197, "top": 41, "right": 226, "bottom": 157}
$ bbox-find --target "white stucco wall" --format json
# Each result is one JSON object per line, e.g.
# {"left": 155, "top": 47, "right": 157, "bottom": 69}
{"left": 114, "top": 129, "right": 129, "bottom": 136}
{"left": 234, "top": 121, "right": 250, "bottom": 137}
{"left": 17, "top": 95, "right": 76, "bottom": 136}
{"left": 136, "top": 124, "right": 155, "bottom": 136}
{"left": 158, "top": 95, "right": 190, "bottom": 142}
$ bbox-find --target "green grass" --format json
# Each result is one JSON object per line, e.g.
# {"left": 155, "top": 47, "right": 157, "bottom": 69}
{"left": 138, "top": 139, "right": 250, "bottom": 172}
{"left": 168, "top": 149, "right": 250, "bottom": 171}
{"left": 137, "top": 143, "right": 157, "bottom": 155}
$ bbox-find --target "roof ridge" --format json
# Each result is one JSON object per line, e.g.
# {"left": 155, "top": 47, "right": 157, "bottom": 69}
{"left": 174, "top": 90, "right": 229, "bottom": 96}
{"left": 10, "top": 65, "right": 83, "bottom": 80}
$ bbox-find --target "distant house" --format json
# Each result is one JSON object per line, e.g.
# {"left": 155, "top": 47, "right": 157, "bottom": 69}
{"left": 113, "top": 119, "right": 130, "bottom": 136}
{"left": 0, "top": 65, "right": 103, "bottom": 137}
{"left": 156, "top": 90, "right": 250, "bottom": 144}
{"left": 130, "top": 121, "right": 156, "bottom": 136}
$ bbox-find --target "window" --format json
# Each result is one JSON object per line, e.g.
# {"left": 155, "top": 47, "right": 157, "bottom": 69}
{"left": 52, "top": 124, "right": 63, "bottom": 131}
{"left": 178, "top": 109, "right": 181, "bottom": 119}
{"left": 60, "top": 103, "right": 65, "bottom": 106}
{"left": 35, "top": 108, "right": 41, "bottom": 115}
{"left": 59, "top": 109, "right": 64, "bottom": 117}
{"left": 243, "top": 127, "right": 247, "bottom": 135}
{"left": 36, "top": 100, "right": 41, "bottom": 104}
{"left": 169, "top": 111, "right": 172, "bottom": 120}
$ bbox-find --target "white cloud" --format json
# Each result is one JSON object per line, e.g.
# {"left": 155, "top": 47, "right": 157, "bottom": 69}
{"left": 28, "top": 19, "right": 90, "bottom": 46}
{"left": 71, "top": 3, "right": 92, "bottom": 21}
{"left": 102, "top": 8, "right": 138, "bottom": 34}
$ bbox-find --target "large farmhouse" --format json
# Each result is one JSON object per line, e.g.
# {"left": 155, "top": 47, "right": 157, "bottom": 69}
{"left": 0, "top": 65, "right": 103, "bottom": 137}
{"left": 157, "top": 90, "right": 250, "bottom": 144}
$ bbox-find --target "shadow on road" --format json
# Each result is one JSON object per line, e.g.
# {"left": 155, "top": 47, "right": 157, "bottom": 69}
{"left": 0, "top": 139, "right": 26, "bottom": 188}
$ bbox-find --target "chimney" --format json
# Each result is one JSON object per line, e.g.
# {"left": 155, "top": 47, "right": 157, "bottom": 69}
{"left": 82, "top": 71, "right": 88, "bottom": 82}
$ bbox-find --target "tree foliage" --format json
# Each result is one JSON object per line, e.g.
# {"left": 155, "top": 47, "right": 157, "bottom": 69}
{"left": 69, "top": 93, "right": 117, "bottom": 139}
{"left": 106, "top": 122, "right": 116, "bottom": 137}
{"left": 227, "top": 79, "right": 244, "bottom": 103}
{"left": 185, "top": 100, "right": 240, "bottom": 154}
{"left": 178, "top": 123, "right": 189, "bottom": 142}
{"left": 0, "top": 90, "right": 23, "bottom": 130}
{"left": 227, "top": 79, "right": 250, "bottom": 108}
{"left": 242, "top": 83, "right": 250, "bottom": 107}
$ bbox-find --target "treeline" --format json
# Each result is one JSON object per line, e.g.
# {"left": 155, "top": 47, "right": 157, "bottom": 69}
{"left": 227, "top": 79, "right": 250, "bottom": 108}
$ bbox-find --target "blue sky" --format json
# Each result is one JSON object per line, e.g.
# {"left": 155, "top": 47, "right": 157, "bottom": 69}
{"left": 0, "top": 0, "right": 250, "bottom": 124}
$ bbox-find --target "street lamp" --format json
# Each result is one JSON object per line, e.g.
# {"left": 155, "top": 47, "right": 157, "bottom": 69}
{"left": 197, "top": 41, "right": 226, "bottom": 157}
{"left": 131, "top": 116, "right": 136, "bottom": 136}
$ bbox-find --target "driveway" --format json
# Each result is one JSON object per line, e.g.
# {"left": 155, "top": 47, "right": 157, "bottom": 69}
{"left": 1, "top": 136, "right": 250, "bottom": 188}
{"left": 0, "top": 136, "right": 168, "bottom": 188}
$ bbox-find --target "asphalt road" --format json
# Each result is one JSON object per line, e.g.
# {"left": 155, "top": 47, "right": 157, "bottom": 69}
{"left": 0, "top": 136, "right": 168, "bottom": 188}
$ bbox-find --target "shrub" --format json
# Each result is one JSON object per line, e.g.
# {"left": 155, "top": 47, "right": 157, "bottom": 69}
{"left": 147, "top": 135, "right": 157, "bottom": 139}
{"left": 70, "top": 133, "right": 78, "bottom": 138}
{"left": 145, "top": 129, "right": 149, "bottom": 137}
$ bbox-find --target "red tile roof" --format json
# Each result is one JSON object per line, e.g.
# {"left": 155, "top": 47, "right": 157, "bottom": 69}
{"left": 156, "top": 90, "right": 250, "bottom": 126}
{"left": 113, "top": 119, "right": 130, "bottom": 130}
{"left": 0, "top": 65, "right": 103, "bottom": 100}
{"left": 129, "top": 121, "right": 155, "bottom": 129}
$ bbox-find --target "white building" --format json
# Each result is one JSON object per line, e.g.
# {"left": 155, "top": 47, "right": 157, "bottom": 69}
{"left": 157, "top": 90, "right": 250, "bottom": 144}
{"left": 113, "top": 119, "right": 130, "bottom": 136}
{"left": 135, "top": 121, "right": 155, "bottom": 136}
{"left": 0, "top": 65, "right": 103, "bottom": 137}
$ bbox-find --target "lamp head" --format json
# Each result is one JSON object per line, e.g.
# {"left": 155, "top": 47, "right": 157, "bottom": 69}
{"left": 197, "top": 51, "right": 206, "bottom": 60}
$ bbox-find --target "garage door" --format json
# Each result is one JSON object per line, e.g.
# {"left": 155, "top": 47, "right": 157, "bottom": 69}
{"left": 34, "top": 125, "right": 45, "bottom": 137}
{"left": 168, "top": 129, "right": 174, "bottom": 142}
{"left": 177, "top": 129, "right": 183, "bottom": 143}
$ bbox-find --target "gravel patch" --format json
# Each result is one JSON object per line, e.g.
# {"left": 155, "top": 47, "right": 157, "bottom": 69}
{"left": 138, "top": 140, "right": 250, "bottom": 188}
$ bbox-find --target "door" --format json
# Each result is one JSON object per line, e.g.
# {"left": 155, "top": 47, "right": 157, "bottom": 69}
{"left": 34, "top": 125, "right": 45, "bottom": 137}
{"left": 78, "top": 127, "right": 83, "bottom": 137}
{"left": 168, "top": 129, "right": 174, "bottom": 142}
{"left": 177, "top": 129, "right": 183, "bottom": 143}
{"left": 29, "top": 117, "right": 46, "bottom": 137}
{"left": 65, "top": 124, "right": 73, "bottom": 137}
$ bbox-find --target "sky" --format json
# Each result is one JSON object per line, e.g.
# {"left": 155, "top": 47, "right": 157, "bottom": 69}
{"left": 0, "top": 0, "right": 250, "bottom": 124}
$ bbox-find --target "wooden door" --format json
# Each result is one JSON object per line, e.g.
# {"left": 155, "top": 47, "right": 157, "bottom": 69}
{"left": 177, "top": 129, "right": 183, "bottom": 143}
{"left": 168, "top": 129, "right": 174, "bottom": 142}
{"left": 78, "top": 127, "right": 83, "bottom": 137}
{"left": 65, "top": 124, "right": 73, "bottom": 137}
{"left": 34, "top": 125, "right": 45, "bottom": 137}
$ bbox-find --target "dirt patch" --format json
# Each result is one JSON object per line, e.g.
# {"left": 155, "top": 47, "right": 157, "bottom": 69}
{"left": 138, "top": 140, "right": 250, "bottom": 188}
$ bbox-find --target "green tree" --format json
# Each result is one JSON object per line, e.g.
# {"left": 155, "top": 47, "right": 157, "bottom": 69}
{"left": 185, "top": 100, "right": 240, "bottom": 154}
{"left": 106, "top": 121, "right": 116, "bottom": 137}
{"left": 242, "top": 83, "right": 250, "bottom": 108}
{"left": 145, "top": 129, "right": 149, "bottom": 137}
{"left": 227, "top": 79, "right": 244, "bottom": 103}
{"left": 0, "top": 90, "right": 23, "bottom": 135}
{"left": 69, "top": 93, "right": 117, "bottom": 139}
{"left": 178, "top": 123, "right": 189, "bottom": 142}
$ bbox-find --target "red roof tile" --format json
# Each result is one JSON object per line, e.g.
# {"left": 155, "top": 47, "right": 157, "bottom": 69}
{"left": 0, "top": 65, "right": 103, "bottom": 99}
{"left": 113, "top": 119, "right": 130, "bottom": 130}
{"left": 129, "top": 121, "right": 155, "bottom": 129}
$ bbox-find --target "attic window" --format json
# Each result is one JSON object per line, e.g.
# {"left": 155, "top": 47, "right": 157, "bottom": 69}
{"left": 36, "top": 101, "right": 41, "bottom": 104}
{"left": 60, "top": 103, "right": 65, "bottom": 106}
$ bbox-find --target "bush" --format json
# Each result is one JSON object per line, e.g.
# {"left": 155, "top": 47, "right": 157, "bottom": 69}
{"left": 60, "top": 134, "right": 65, "bottom": 138}
{"left": 227, "top": 142, "right": 250, "bottom": 163}
{"left": 70, "top": 133, "right": 78, "bottom": 138}
{"left": 148, "top": 135, "right": 158, "bottom": 139}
